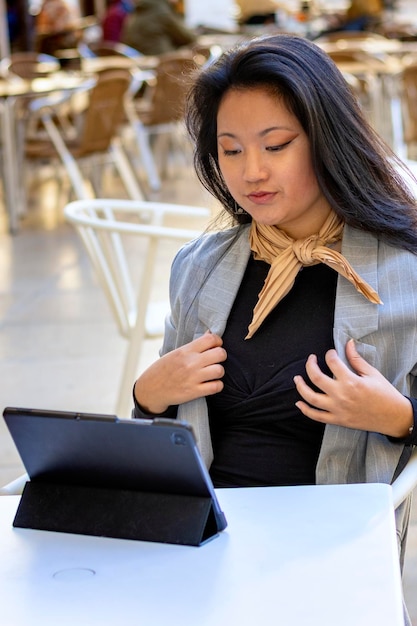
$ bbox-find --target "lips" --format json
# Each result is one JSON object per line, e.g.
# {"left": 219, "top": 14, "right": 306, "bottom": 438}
{"left": 247, "top": 191, "right": 276, "bottom": 205}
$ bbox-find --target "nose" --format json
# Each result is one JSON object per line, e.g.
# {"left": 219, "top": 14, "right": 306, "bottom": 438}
{"left": 242, "top": 150, "right": 269, "bottom": 182}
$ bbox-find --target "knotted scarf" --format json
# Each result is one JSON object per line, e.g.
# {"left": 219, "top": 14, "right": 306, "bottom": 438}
{"left": 246, "top": 211, "right": 382, "bottom": 339}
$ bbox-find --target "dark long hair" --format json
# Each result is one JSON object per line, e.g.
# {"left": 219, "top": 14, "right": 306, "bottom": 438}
{"left": 185, "top": 34, "right": 417, "bottom": 252}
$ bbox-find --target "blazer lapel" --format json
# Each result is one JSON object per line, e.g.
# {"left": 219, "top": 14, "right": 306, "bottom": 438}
{"left": 194, "top": 224, "right": 382, "bottom": 350}
{"left": 334, "top": 225, "right": 380, "bottom": 366}
{"left": 197, "top": 226, "right": 251, "bottom": 337}
{"left": 318, "top": 226, "right": 404, "bottom": 487}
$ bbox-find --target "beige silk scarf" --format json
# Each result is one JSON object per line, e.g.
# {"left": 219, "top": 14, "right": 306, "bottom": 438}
{"left": 246, "top": 211, "right": 382, "bottom": 339}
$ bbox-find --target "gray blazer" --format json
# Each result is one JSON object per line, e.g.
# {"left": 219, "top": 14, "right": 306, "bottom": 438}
{"left": 161, "top": 223, "right": 417, "bottom": 552}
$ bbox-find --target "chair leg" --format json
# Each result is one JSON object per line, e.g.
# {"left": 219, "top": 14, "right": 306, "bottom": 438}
{"left": 153, "top": 133, "right": 171, "bottom": 179}
{"left": 115, "top": 329, "right": 147, "bottom": 418}
{"left": 110, "top": 138, "right": 145, "bottom": 201}
{"left": 115, "top": 237, "right": 159, "bottom": 418}
{"left": 41, "top": 112, "right": 90, "bottom": 200}
{"left": 130, "top": 120, "right": 162, "bottom": 192}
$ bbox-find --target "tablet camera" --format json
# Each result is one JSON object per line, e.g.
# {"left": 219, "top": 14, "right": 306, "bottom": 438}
{"left": 171, "top": 432, "right": 187, "bottom": 446}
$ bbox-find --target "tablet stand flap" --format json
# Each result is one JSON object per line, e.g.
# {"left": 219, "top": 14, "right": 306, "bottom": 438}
{"left": 13, "top": 481, "right": 219, "bottom": 547}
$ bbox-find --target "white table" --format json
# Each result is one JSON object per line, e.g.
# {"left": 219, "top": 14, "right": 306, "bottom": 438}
{"left": 0, "top": 483, "right": 404, "bottom": 626}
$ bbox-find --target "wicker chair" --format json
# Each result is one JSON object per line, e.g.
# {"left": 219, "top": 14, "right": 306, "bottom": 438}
{"left": 24, "top": 68, "right": 144, "bottom": 201}
{"left": 123, "top": 49, "right": 198, "bottom": 192}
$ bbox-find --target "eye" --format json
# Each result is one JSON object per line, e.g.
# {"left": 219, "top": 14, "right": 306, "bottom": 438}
{"left": 222, "top": 148, "right": 241, "bottom": 156}
{"left": 266, "top": 140, "right": 292, "bottom": 152}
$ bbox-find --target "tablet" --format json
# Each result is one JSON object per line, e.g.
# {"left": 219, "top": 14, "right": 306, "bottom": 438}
{"left": 3, "top": 407, "right": 227, "bottom": 544}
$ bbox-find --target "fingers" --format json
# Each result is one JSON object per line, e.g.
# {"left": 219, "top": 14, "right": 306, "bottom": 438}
{"left": 294, "top": 399, "right": 330, "bottom": 423}
{"left": 344, "top": 338, "right": 373, "bottom": 376}
{"left": 193, "top": 331, "right": 224, "bottom": 352}
{"left": 293, "top": 369, "right": 331, "bottom": 413}
{"left": 198, "top": 360, "right": 226, "bottom": 385}
{"left": 301, "top": 352, "right": 340, "bottom": 395}
{"left": 186, "top": 332, "right": 227, "bottom": 371}
{"left": 304, "top": 343, "right": 371, "bottom": 390}
{"left": 169, "top": 332, "right": 227, "bottom": 393}
{"left": 134, "top": 332, "right": 227, "bottom": 413}
{"left": 293, "top": 345, "right": 356, "bottom": 417}
{"left": 293, "top": 340, "right": 386, "bottom": 431}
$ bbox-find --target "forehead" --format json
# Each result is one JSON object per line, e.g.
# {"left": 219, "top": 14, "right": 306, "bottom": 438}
{"left": 217, "top": 87, "right": 299, "bottom": 130}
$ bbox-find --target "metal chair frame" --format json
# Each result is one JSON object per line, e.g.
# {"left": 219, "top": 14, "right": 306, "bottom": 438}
{"left": 63, "top": 197, "right": 211, "bottom": 417}
{"left": 123, "top": 50, "right": 198, "bottom": 192}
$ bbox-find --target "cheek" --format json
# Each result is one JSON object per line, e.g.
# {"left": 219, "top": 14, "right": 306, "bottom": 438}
{"left": 293, "top": 164, "right": 320, "bottom": 198}
{"left": 219, "top": 159, "right": 237, "bottom": 188}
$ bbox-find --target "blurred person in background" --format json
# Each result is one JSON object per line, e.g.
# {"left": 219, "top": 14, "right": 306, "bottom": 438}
{"left": 343, "top": 0, "right": 383, "bottom": 31}
{"left": 35, "top": 0, "right": 81, "bottom": 53}
{"left": 322, "top": 0, "right": 383, "bottom": 34}
{"left": 101, "top": 0, "right": 133, "bottom": 43}
{"left": 120, "top": 0, "right": 196, "bottom": 56}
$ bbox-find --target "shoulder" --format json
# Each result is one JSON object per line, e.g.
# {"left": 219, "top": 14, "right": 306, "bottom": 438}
{"left": 173, "top": 224, "right": 250, "bottom": 270}
{"left": 343, "top": 225, "right": 417, "bottom": 295}
{"left": 170, "top": 224, "right": 250, "bottom": 295}
{"left": 344, "top": 225, "right": 417, "bottom": 262}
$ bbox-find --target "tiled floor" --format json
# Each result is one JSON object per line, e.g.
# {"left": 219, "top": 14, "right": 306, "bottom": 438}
{"left": 1, "top": 148, "right": 417, "bottom": 620}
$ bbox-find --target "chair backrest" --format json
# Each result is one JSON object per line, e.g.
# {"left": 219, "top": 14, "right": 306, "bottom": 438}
{"left": 64, "top": 198, "right": 211, "bottom": 416}
{"left": 140, "top": 51, "right": 198, "bottom": 126}
{"left": 64, "top": 198, "right": 211, "bottom": 338}
{"left": 75, "top": 68, "right": 133, "bottom": 156}
{"left": 25, "top": 69, "right": 143, "bottom": 201}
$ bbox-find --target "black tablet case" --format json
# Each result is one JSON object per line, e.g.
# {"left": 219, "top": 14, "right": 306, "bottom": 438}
{"left": 3, "top": 407, "right": 227, "bottom": 546}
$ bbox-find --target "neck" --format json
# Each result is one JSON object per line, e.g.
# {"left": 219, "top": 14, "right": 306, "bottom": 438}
{"left": 265, "top": 207, "right": 335, "bottom": 240}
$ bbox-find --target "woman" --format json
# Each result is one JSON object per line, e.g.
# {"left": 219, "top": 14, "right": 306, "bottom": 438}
{"left": 133, "top": 34, "right": 417, "bottom": 618}
{"left": 35, "top": 0, "right": 80, "bottom": 54}
{"left": 101, "top": 0, "right": 133, "bottom": 43}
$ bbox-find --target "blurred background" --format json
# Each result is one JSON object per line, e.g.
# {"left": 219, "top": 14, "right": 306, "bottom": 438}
{"left": 1, "top": 0, "right": 417, "bottom": 620}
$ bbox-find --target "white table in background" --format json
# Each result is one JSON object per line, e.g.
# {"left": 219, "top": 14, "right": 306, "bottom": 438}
{"left": 0, "top": 483, "right": 404, "bottom": 626}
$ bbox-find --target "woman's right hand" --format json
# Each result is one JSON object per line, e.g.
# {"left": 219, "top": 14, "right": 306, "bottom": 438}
{"left": 133, "top": 332, "right": 227, "bottom": 415}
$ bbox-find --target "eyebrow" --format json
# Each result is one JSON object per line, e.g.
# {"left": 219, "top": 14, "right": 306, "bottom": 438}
{"left": 217, "top": 126, "right": 294, "bottom": 139}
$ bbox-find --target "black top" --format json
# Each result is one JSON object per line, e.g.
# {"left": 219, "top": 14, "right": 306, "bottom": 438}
{"left": 132, "top": 256, "right": 417, "bottom": 479}
{"left": 207, "top": 256, "right": 338, "bottom": 488}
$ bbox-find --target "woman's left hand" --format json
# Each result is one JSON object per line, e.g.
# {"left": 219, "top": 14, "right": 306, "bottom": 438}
{"left": 293, "top": 339, "right": 413, "bottom": 438}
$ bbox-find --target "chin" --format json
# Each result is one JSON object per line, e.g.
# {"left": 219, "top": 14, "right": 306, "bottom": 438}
{"left": 255, "top": 217, "right": 282, "bottom": 226}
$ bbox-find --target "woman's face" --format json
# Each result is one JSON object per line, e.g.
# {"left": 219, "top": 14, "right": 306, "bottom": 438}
{"left": 216, "top": 87, "right": 331, "bottom": 239}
